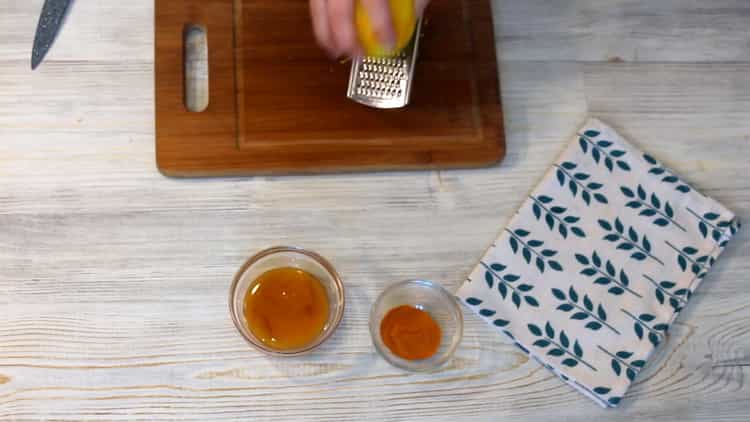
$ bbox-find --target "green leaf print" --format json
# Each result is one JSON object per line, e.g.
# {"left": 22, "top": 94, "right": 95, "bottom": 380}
{"left": 583, "top": 295, "right": 594, "bottom": 311}
{"left": 586, "top": 321, "right": 602, "bottom": 330}
{"left": 548, "top": 348, "right": 565, "bottom": 357}
{"left": 682, "top": 247, "right": 698, "bottom": 255}
{"left": 545, "top": 322, "right": 555, "bottom": 338}
{"left": 534, "top": 339, "right": 551, "bottom": 347}
{"left": 578, "top": 132, "right": 631, "bottom": 173}
{"left": 466, "top": 301, "right": 511, "bottom": 329}
{"left": 598, "top": 218, "right": 665, "bottom": 265}
{"left": 665, "top": 203, "right": 675, "bottom": 219}
{"left": 648, "top": 332, "right": 660, "bottom": 347}
{"left": 686, "top": 207, "right": 736, "bottom": 244}
{"left": 527, "top": 321, "right": 597, "bottom": 371}
{"left": 644, "top": 275, "right": 689, "bottom": 312}
{"left": 599, "top": 346, "right": 644, "bottom": 382}
{"left": 644, "top": 154, "right": 692, "bottom": 193}
{"left": 551, "top": 288, "right": 565, "bottom": 301}
{"left": 634, "top": 323, "right": 644, "bottom": 339}
{"left": 530, "top": 196, "right": 586, "bottom": 239}
{"left": 622, "top": 309, "right": 667, "bottom": 347}
{"left": 549, "top": 287, "right": 620, "bottom": 334}
{"left": 593, "top": 387, "right": 611, "bottom": 395}
{"left": 479, "top": 309, "right": 496, "bottom": 317}
{"left": 505, "top": 229, "right": 563, "bottom": 274}
{"left": 524, "top": 296, "right": 540, "bottom": 307}
{"left": 493, "top": 319, "right": 510, "bottom": 327}
{"left": 611, "top": 359, "right": 622, "bottom": 376}
{"left": 573, "top": 341, "right": 583, "bottom": 358}
{"left": 536, "top": 257, "right": 545, "bottom": 273}
{"left": 621, "top": 184, "right": 686, "bottom": 232}
{"left": 490, "top": 263, "right": 506, "bottom": 272}
{"left": 666, "top": 241, "right": 713, "bottom": 276}
{"left": 485, "top": 272, "right": 494, "bottom": 289}
{"left": 562, "top": 358, "right": 579, "bottom": 368}
{"left": 576, "top": 251, "right": 642, "bottom": 298}
{"left": 509, "top": 237, "right": 519, "bottom": 253}
{"left": 518, "top": 283, "right": 533, "bottom": 292}
{"left": 523, "top": 248, "right": 532, "bottom": 264}
{"left": 538, "top": 195, "right": 554, "bottom": 204}
{"left": 548, "top": 260, "right": 564, "bottom": 271}
{"left": 512, "top": 292, "right": 522, "bottom": 308}
{"left": 568, "top": 286, "right": 579, "bottom": 302}
{"left": 559, "top": 332, "right": 570, "bottom": 348}
{"left": 555, "top": 162, "right": 608, "bottom": 206}
{"left": 480, "top": 261, "right": 539, "bottom": 310}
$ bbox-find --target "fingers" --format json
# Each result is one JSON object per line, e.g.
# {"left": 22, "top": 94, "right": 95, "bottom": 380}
{"left": 310, "top": 0, "right": 338, "bottom": 58}
{"left": 310, "top": 0, "right": 413, "bottom": 59}
{"left": 327, "top": 0, "right": 359, "bottom": 58}
{"left": 360, "top": 0, "right": 395, "bottom": 51}
{"left": 415, "top": 0, "right": 430, "bottom": 15}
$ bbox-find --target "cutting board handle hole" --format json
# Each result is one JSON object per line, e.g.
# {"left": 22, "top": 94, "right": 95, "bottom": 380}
{"left": 183, "top": 24, "right": 209, "bottom": 113}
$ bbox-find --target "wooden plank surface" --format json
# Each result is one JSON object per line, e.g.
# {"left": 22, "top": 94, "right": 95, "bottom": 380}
{"left": 154, "top": 0, "right": 505, "bottom": 176}
{"left": 1, "top": 0, "right": 748, "bottom": 420}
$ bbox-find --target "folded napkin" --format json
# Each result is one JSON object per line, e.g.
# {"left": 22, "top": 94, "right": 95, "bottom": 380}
{"left": 457, "top": 118, "right": 741, "bottom": 408}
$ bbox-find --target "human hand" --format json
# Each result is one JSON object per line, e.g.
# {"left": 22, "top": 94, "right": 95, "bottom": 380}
{"left": 309, "top": 0, "right": 430, "bottom": 59}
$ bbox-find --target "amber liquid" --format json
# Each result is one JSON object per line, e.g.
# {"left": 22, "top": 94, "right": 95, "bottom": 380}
{"left": 243, "top": 267, "right": 330, "bottom": 351}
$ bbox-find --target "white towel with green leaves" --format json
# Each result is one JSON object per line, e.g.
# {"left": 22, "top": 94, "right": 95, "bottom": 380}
{"left": 457, "top": 118, "right": 741, "bottom": 408}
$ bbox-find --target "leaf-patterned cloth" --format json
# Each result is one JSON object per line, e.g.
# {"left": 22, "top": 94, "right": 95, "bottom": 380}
{"left": 456, "top": 118, "right": 741, "bottom": 408}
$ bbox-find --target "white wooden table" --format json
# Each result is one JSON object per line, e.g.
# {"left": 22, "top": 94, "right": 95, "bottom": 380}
{"left": 1, "top": 1, "right": 748, "bottom": 420}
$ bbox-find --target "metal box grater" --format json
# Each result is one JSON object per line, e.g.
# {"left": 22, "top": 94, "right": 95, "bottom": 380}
{"left": 346, "top": 19, "right": 423, "bottom": 109}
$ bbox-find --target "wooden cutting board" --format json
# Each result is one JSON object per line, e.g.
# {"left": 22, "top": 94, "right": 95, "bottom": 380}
{"left": 155, "top": 0, "right": 505, "bottom": 176}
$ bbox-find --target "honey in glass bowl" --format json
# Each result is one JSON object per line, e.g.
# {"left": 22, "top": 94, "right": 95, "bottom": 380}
{"left": 244, "top": 267, "right": 330, "bottom": 351}
{"left": 229, "top": 246, "right": 345, "bottom": 356}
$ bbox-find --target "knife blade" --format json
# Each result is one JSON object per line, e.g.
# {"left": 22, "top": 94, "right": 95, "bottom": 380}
{"left": 31, "top": 0, "right": 73, "bottom": 70}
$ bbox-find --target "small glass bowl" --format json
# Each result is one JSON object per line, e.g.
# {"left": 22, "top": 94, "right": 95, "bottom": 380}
{"left": 229, "top": 246, "right": 345, "bottom": 356}
{"left": 370, "top": 280, "right": 463, "bottom": 371}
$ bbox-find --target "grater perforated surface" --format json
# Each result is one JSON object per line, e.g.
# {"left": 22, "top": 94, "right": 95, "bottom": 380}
{"left": 347, "top": 20, "right": 422, "bottom": 109}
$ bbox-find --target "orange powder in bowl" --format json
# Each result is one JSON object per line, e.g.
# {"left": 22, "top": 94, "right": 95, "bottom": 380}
{"left": 379, "top": 305, "right": 442, "bottom": 361}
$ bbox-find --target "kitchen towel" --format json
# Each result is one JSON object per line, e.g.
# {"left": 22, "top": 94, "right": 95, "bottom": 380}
{"left": 456, "top": 117, "right": 741, "bottom": 408}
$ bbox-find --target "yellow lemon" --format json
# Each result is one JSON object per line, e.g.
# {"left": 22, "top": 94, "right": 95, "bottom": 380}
{"left": 355, "top": 0, "right": 417, "bottom": 57}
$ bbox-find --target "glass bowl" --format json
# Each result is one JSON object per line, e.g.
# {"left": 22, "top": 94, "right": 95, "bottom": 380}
{"left": 369, "top": 280, "right": 463, "bottom": 371}
{"left": 229, "top": 246, "right": 345, "bottom": 356}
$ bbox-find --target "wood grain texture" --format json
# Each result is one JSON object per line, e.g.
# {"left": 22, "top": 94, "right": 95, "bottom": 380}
{"left": 155, "top": 0, "right": 505, "bottom": 176}
{"left": 1, "top": 0, "right": 749, "bottom": 420}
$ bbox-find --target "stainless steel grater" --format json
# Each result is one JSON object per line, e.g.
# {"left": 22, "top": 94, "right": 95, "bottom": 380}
{"left": 347, "top": 19, "right": 422, "bottom": 109}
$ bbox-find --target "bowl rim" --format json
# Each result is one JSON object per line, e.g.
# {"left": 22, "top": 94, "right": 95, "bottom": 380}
{"left": 228, "top": 245, "right": 345, "bottom": 357}
{"left": 369, "top": 279, "right": 463, "bottom": 371}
